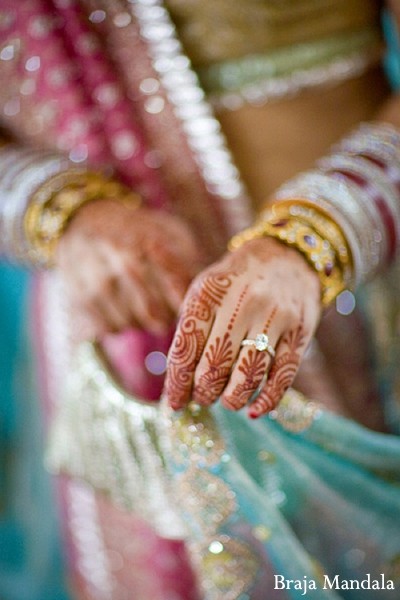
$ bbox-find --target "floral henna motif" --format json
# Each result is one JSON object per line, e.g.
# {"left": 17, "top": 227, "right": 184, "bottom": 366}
{"left": 223, "top": 349, "right": 267, "bottom": 409}
{"left": 193, "top": 286, "right": 250, "bottom": 405}
{"left": 193, "top": 333, "right": 234, "bottom": 405}
{"left": 249, "top": 318, "right": 307, "bottom": 417}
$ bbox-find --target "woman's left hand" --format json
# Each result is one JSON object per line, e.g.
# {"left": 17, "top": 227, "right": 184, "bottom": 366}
{"left": 163, "top": 237, "right": 322, "bottom": 418}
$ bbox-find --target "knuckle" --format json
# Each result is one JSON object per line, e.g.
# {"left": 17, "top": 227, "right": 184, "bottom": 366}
{"left": 279, "top": 303, "right": 299, "bottom": 325}
{"left": 248, "top": 285, "right": 267, "bottom": 306}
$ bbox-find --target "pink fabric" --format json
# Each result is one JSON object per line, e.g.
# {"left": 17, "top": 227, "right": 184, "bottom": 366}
{"left": 8, "top": 0, "right": 194, "bottom": 593}
{"left": 33, "top": 275, "right": 200, "bottom": 599}
{"left": 0, "top": 0, "right": 238, "bottom": 399}
{"left": 0, "top": 0, "right": 169, "bottom": 204}
{"left": 57, "top": 477, "right": 201, "bottom": 600}
{"left": 1, "top": 1, "right": 245, "bottom": 596}
{"left": 102, "top": 327, "right": 175, "bottom": 400}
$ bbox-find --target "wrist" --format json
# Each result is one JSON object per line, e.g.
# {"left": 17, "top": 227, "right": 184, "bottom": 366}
{"left": 229, "top": 205, "right": 350, "bottom": 307}
{"left": 272, "top": 121, "right": 400, "bottom": 285}
{"left": 24, "top": 172, "right": 141, "bottom": 267}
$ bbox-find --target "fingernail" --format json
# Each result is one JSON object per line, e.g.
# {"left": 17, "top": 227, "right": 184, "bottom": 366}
{"left": 169, "top": 401, "right": 182, "bottom": 411}
{"left": 249, "top": 411, "right": 259, "bottom": 419}
{"left": 248, "top": 405, "right": 261, "bottom": 419}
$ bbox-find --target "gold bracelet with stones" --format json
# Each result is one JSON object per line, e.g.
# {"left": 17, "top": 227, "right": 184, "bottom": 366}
{"left": 229, "top": 202, "right": 350, "bottom": 306}
{"left": 262, "top": 199, "right": 353, "bottom": 282}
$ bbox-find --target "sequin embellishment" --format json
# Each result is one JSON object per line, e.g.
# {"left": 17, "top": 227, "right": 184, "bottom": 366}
{"left": 269, "top": 388, "right": 320, "bottom": 433}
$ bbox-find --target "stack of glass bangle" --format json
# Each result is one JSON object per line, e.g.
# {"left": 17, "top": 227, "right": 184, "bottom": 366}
{"left": 273, "top": 122, "right": 400, "bottom": 287}
{"left": 0, "top": 143, "right": 142, "bottom": 268}
{"left": 0, "top": 144, "right": 72, "bottom": 264}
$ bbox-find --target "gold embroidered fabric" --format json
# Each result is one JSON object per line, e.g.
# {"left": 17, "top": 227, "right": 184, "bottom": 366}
{"left": 165, "top": 0, "right": 381, "bottom": 68}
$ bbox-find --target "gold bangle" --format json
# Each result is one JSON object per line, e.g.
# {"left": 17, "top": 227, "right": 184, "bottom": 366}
{"left": 264, "top": 199, "right": 352, "bottom": 270}
{"left": 261, "top": 200, "right": 354, "bottom": 287}
{"left": 24, "top": 171, "right": 141, "bottom": 267}
{"left": 229, "top": 209, "right": 348, "bottom": 306}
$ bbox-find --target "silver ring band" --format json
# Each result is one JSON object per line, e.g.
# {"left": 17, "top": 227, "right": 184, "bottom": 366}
{"left": 241, "top": 333, "right": 275, "bottom": 357}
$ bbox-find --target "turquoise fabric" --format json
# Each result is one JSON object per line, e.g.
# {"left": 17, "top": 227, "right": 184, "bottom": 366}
{"left": 165, "top": 394, "right": 400, "bottom": 599}
{"left": 0, "top": 265, "right": 69, "bottom": 600}
{"left": 384, "top": 11, "right": 400, "bottom": 91}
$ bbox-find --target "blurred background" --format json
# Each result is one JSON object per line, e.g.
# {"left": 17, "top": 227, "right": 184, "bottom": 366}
{"left": 0, "top": 8, "right": 399, "bottom": 600}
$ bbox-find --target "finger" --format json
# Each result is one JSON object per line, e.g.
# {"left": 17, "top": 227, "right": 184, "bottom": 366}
{"left": 96, "top": 281, "right": 131, "bottom": 333}
{"left": 220, "top": 330, "right": 278, "bottom": 411}
{"left": 220, "top": 305, "right": 278, "bottom": 410}
{"left": 164, "top": 316, "right": 211, "bottom": 410}
{"left": 190, "top": 281, "right": 255, "bottom": 406}
{"left": 164, "top": 277, "right": 215, "bottom": 409}
{"left": 71, "top": 302, "right": 111, "bottom": 341}
{"left": 164, "top": 264, "right": 239, "bottom": 410}
{"left": 122, "top": 265, "right": 174, "bottom": 332}
{"left": 150, "top": 258, "right": 192, "bottom": 314}
{"left": 248, "top": 316, "right": 311, "bottom": 419}
{"left": 191, "top": 320, "right": 245, "bottom": 406}
{"left": 105, "top": 244, "right": 174, "bottom": 332}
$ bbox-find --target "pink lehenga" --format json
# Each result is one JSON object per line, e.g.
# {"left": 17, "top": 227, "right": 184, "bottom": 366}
{"left": 0, "top": 1, "right": 250, "bottom": 598}
{"left": 1, "top": 2, "right": 400, "bottom": 600}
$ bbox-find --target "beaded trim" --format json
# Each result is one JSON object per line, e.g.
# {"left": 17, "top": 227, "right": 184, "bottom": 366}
{"left": 46, "top": 341, "right": 187, "bottom": 539}
{"left": 128, "top": 0, "right": 253, "bottom": 236}
{"left": 208, "top": 47, "right": 382, "bottom": 111}
{"left": 199, "top": 27, "right": 382, "bottom": 110}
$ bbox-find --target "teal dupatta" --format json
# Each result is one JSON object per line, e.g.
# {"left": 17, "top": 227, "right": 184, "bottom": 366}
{"left": 0, "top": 266, "right": 69, "bottom": 600}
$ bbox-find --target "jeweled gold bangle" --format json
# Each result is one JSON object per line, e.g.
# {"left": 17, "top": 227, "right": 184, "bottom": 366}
{"left": 229, "top": 211, "right": 348, "bottom": 306}
{"left": 263, "top": 199, "right": 353, "bottom": 282}
{"left": 24, "top": 171, "right": 141, "bottom": 267}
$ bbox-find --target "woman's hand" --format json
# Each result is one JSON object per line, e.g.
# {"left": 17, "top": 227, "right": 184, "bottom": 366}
{"left": 164, "top": 237, "right": 322, "bottom": 418}
{"left": 56, "top": 199, "right": 204, "bottom": 339}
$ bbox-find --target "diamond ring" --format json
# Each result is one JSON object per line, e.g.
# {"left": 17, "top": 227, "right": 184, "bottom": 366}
{"left": 241, "top": 333, "right": 275, "bottom": 357}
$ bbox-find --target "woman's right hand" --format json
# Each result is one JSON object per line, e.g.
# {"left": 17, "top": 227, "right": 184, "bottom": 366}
{"left": 56, "top": 199, "right": 204, "bottom": 340}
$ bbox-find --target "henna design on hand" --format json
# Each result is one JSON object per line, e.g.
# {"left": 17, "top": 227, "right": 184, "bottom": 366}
{"left": 165, "top": 263, "right": 238, "bottom": 407}
{"left": 227, "top": 285, "right": 249, "bottom": 331}
{"left": 164, "top": 317, "right": 206, "bottom": 407}
{"left": 192, "top": 333, "right": 234, "bottom": 405}
{"left": 185, "top": 267, "right": 239, "bottom": 322}
{"left": 222, "top": 306, "right": 277, "bottom": 409}
{"left": 263, "top": 306, "right": 277, "bottom": 334}
{"left": 249, "top": 317, "right": 306, "bottom": 418}
{"left": 223, "top": 348, "right": 267, "bottom": 409}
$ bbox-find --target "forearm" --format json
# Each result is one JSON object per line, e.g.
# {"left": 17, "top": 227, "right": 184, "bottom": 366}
{"left": 0, "top": 143, "right": 75, "bottom": 264}
{"left": 0, "top": 143, "right": 139, "bottom": 267}
{"left": 230, "top": 114, "right": 400, "bottom": 307}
